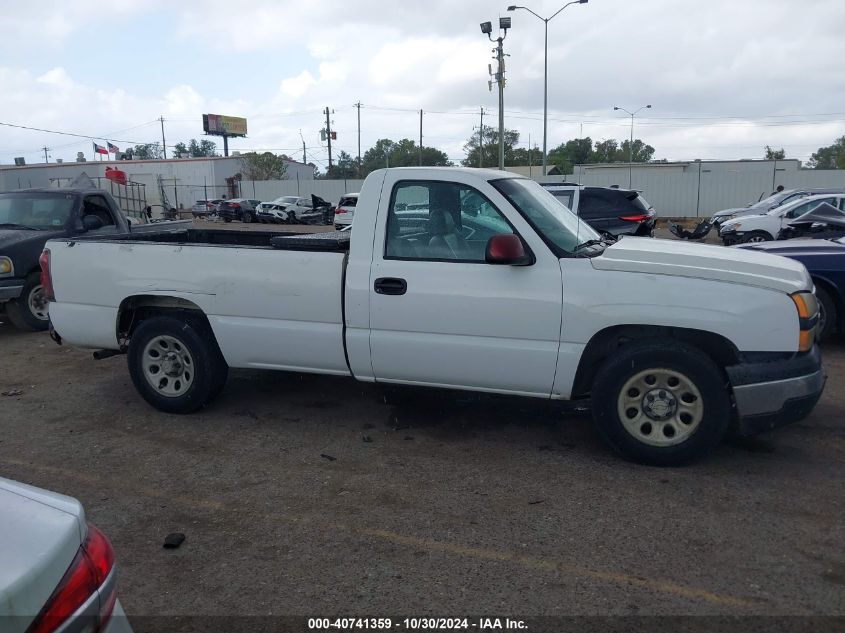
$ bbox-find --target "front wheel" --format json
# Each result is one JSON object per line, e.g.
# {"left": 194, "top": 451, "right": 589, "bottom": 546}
{"left": 6, "top": 272, "right": 49, "bottom": 331}
{"left": 815, "top": 284, "right": 838, "bottom": 343}
{"left": 590, "top": 341, "right": 731, "bottom": 465}
{"left": 243, "top": 211, "right": 253, "bottom": 223}
{"left": 128, "top": 315, "right": 228, "bottom": 414}
{"left": 742, "top": 230, "right": 772, "bottom": 243}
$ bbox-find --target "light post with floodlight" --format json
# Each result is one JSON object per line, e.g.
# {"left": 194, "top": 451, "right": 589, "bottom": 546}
{"left": 613, "top": 104, "right": 651, "bottom": 188}
{"left": 480, "top": 17, "right": 511, "bottom": 170}
{"left": 508, "top": 1, "right": 588, "bottom": 175}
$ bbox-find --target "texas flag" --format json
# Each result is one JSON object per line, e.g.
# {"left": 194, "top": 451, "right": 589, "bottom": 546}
{"left": 107, "top": 142, "right": 119, "bottom": 153}
{"left": 93, "top": 142, "right": 108, "bottom": 155}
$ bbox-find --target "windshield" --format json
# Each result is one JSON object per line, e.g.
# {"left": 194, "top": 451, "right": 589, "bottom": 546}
{"left": 491, "top": 178, "right": 600, "bottom": 256}
{"left": 275, "top": 196, "right": 299, "bottom": 204}
{"left": 749, "top": 191, "right": 802, "bottom": 210}
{"left": 0, "top": 192, "right": 76, "bottom": 229}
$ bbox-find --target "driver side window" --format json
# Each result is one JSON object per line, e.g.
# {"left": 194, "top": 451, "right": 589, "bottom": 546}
{"left": 82, "top": 195, "right": 116, "bottom": 228}
{"left": 385, "top": 181, "right": 514, "bottom": 262}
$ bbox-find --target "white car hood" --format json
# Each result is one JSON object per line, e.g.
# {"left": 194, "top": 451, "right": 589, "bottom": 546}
{"left": 592, "top": 237, "right": 811, "bottom": 294}
{"left": 720, "top": 212, "right": 769, "bottom": 230}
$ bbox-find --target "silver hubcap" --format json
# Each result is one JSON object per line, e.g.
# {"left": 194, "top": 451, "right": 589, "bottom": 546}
{"left": 746, "top": 235, "right": 766, "bottom": 243}
{"left": 27, "top": 284, "right": 49, "bottom": 321}
{"left": 617, "top": 368, "right": 704, "bottom": 447}
{"left": 141, "top": 335, "right": 195, "bottom": 397}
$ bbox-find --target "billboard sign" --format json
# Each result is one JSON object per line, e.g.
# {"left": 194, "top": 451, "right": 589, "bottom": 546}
{"left": 203, "top": 114, "right": 248, "bottom": 137}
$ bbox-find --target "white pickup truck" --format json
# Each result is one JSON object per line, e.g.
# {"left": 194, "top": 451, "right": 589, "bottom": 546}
{"left": 43, "top": 167, "right": 825, "bottom": 464}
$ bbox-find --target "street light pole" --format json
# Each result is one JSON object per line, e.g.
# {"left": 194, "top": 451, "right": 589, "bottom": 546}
{"left": 509, "top": 1, "right": 588, "bottom": 175}
{"left": 613, "top": 104, "right": 651, "bottom": 188}
{"left": 481, "top": 18, "right": 512, "bottom": 170}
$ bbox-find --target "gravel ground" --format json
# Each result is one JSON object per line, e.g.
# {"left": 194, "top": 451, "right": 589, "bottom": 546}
{"left": 0, "top": 220, "right": 841, "bottom": 624}
{"left": 0, "top": 320, "right": 842, "bottom": 619}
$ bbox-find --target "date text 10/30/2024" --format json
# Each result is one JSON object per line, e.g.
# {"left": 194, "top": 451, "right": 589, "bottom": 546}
{"left": 307, "top": 618, "right": 528, "bottom": 630}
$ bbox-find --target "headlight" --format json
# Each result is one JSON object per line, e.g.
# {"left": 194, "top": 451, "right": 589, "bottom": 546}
{"left": 0, "top": 256, "right": 12, "bottom": 276}
{"left": 791, "top": 291, "right": 819, "bottom": 352}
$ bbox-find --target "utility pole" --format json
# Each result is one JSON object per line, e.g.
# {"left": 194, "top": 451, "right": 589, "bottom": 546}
{"left": 528, "top": 134, "right": 532, "bottom": 178}
{"left": 299, "top": 130, "right": 307, "bottom": 164}
{"left": 355, "top": 102, "right": 362, "bottom": 177}
{"left": 478, "top": 107, "right": 484, "bottom": 168}
{"left": 159, "top": 116, "right": 167, "bottom": 159}
{"left": 613, "top": 104, "right": 651, "bottom": 188}
{"left": 419, "top": 109, "right": 423, "bottom": 166}
{"left": 324, "top": 107, "right": 333, "bottom": 171}
{"left": 482, "top": 18, "right": 510, "bottom": 170}
{"left": 42, "top": 147, "right": 50, "bottom": 163}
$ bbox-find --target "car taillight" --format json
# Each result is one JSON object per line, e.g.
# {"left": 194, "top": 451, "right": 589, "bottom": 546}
{"left": 39, "top": 249, "right": 55, "bottom": 302}
{"left": 334, "top": 207, "right": 343, "bottom": 214}
{"left": 26, "top": 523, "right": 116, "bottom": 633}
{"left": 230, "top": 203, "right": 241, "bottom": 209}
{"left": 618, "top": 214, "right": 651, "bottom": 222}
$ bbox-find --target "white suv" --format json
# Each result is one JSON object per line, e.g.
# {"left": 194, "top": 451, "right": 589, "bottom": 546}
{"left": 334, "top": 193, "right": 359, "bottom": 229}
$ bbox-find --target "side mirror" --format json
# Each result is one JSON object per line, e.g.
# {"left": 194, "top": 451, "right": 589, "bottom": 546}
{"left": 82, "top": 215, "right": 104, "bottom": 231}
{"left": 485, "top": 234, "right": 531, "bottom": 266}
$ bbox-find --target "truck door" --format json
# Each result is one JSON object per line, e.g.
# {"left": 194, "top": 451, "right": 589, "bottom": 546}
{"left": 367, "top": 175, "right": 563, "bottom": 397}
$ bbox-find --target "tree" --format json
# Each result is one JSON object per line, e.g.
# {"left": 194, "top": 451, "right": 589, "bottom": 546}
{"left": 618, "top": 139, "right": 655, "bottom": 163}
{"left": 173, "top": 139, "right": 218, "bottom": 158}
{"left": 591, "top": 139, "right": 619, "bottom": 163}
{"left": 361, "top": 138, "right": 451, "bottom": 176}
{"left": 240, "top": 152, "right": 287, "bottom": 180}
{"left": 462, "top": 125, "right": 522, "bottom": 167}
{"left": 765, "top": 145, "right": 786, "bottom": 160}
{"left": 547, "top": 137, "right": 593, "bottom": 173}
{"left": 326, "top": 150, "right": 358, "bottom": 179}
{"left": 808, "top": 136, "right": 845, "bottom": 169}
{"left": 130, "top": 143, "right": 163, "bottom": 160}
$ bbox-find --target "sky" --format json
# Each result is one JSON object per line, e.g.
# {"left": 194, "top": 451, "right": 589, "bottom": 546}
{"left": 1, "top": 0, "right": 844, "bottom": 169}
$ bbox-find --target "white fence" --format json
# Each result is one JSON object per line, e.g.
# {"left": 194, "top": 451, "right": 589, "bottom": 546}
{"left": 562, "top": 166, "right": 845, "bottom": 217}
{"left": 239, "top": 168, "right": 845, "bottom": 217}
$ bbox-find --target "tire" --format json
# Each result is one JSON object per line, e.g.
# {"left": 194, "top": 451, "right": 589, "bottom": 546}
{"left": 127, "top": 315, "right": 227, "bottom": 414}
{"left": 223, "top": 218, "right": 232, "bottom": 223}
{"left": 6, "top": 272, "right": 49, "bottom": 332}
{"left": 742, "top": 230, "right": 773, "bottom": 243}
{"left": 590, "top": 340, "right": 731, "bottom": 466}
{"left": 243, "top": 211, "right": 253, "bottom": 223}
{"left": 287, "top": 211, "right": 296, "bottom": 224}
{"left": 815, "top": 284, "right": 838, "bottom": 343}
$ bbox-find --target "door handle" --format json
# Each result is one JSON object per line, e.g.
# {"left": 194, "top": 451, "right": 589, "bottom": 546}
{"left": 374, "top": 277, "right": 407, "bottom": 295}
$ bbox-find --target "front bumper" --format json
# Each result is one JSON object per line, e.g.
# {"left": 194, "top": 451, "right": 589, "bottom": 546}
{"left": 727, "top": 346, "right": 825, "bottom": 435}
{"left": 0, "top": 278, "right": 24, "bottom": 301}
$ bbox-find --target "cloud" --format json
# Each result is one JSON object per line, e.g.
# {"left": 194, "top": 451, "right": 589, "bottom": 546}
{"left": 2, "top": 0, "right": 845, "bottom": 167}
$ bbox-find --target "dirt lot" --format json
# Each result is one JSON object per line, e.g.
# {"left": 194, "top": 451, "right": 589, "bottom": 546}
{"left": 0, "top": 221, "right": 842, "bottom": 622}
{"left": 1, "top": 317, "right": 843, "bottom": 619}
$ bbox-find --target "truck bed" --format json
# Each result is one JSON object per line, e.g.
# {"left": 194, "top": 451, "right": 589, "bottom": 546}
{"left": 72, "top": 227, "right": 351, "bottom": 252}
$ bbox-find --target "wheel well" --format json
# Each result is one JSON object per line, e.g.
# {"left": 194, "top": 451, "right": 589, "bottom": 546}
{"left": 571, "top": 325, "right": 740, "bottom": 398}
{"left": 812, "top": 276, "right": 842, "bottom": 324}
{"left": 116, "top": 295, "right": 210, "bottom": 344}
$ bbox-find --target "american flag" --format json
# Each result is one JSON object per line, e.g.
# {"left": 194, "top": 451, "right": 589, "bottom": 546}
{"left": 107, "top": 142, "right": 119, "bottom": 153}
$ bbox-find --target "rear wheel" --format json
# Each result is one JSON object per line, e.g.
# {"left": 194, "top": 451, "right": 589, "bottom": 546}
{"left": 815, "top": 284, "right": 838, "bottom": 343}
{"left": 590, "top": 341, "right": 731, "bottom": 465}
{"left": 128, "top": 315, "right": 227, "bottom": 413}
{"left": 6, "top": 272, "right": 49, "bottom": 332}
{"left": 743, "top": 230, "right": 772, "bottom": 243}
{"left": 243, "top": 211, "right": 253, "bottom": 223}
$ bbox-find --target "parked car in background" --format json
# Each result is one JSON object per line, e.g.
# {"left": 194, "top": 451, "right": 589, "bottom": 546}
{"left": 192, "top": 199, "right": 223, "bottom": 217}
{"left": 739, "top": 236, "right": 845, "bottom": 342}
{"left": 219, "top": 199, "right": 261, "bottom": 223}
{"left": 334, "top": 193, "right": 359, "bottom": 228}
{"left": 541, "top": 184, "right": 656, "bottom": 237}
{"left": 45, "top": 167, "right": 824, "bottom": 465}
{"left": 279, "top": 195, "right": 334, "bottom": 224}
{"left": 720, "top": 194, "right": 845, "bottom": 245}
{"left": 1, "top": 189, "right": 136, "bottom": 331}
{"left": 0, "top": 477, "right": 131, "bottom": 633}
{"left": 710, "top": 188, "right": 845, "bottom": 228}
{"left": 256, "top": 196, "right": 300, "bottom": 223}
